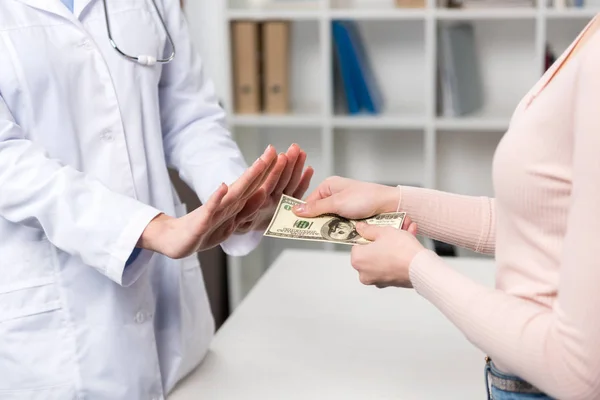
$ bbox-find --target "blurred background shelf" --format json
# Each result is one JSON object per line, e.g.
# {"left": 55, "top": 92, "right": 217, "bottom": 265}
{"left": 329, "top": 8, "right": 428, "bottom": 19}
{"left": 435, "top": 8, "right": 538, "bottom": 19}
{"left": 332, "top": 115, "right": 427, "bottom": 129}
{"left": 183, "top": 0, "right": 598, "bottom": 309}
{"left": 544, "top": 8, "right": 599, "bottom": 18}
{"left": 226, "top": 8, "right": 322, "bottom": 20}
{"left": 435, "top": 116, "right": 510, "bottom": 131}
{"left": 228, "top": 113, "right": 323, "bottom": 127}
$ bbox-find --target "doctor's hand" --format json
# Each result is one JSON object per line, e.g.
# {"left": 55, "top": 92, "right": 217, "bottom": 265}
{"left": 138, "top": 146, "right": 278, "bottom": 259}
{"left": 293, "top": 176, "right": 416, "bottom": 231}
{"left": 235, "top": 143, "right": 314, "bottom": 234}
{"left": 351, "top": 222, "right": 422, "bottom": 289}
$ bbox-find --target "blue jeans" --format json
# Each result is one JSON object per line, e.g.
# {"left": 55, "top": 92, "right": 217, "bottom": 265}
{"left": 485, "top": 357, "right": 554, "bottom": 400}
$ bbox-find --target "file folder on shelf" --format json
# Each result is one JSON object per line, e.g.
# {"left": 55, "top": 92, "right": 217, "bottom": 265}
{"left": 437, "top": 22, "right": 483, "bottom": 117}
{"left": 231, "top": 21, "right": 261, "bottom": 114}
{"left": 262, "top": 21, "right": 291, "bottom": 114}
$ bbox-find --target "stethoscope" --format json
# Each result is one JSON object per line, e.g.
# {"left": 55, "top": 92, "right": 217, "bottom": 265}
{"left": 102, "top": 0, "right": 176, "bottom": 66}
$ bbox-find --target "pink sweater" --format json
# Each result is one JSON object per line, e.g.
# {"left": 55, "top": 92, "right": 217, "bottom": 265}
{"left": 404, "top": 15, "right": 600, "bottom": 400}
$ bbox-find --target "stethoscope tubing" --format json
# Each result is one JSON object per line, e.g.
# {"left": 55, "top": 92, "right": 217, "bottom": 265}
{"left": 102, "top": 0, "right": 176, "bottom": 65}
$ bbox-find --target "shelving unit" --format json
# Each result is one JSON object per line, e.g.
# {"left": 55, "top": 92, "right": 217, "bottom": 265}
{"left": 220, "top": 0, "right": 597, "bottom": 309}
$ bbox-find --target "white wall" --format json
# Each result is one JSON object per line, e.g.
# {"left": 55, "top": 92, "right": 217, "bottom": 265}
{"left": 183, "top": 0, "right": 228, "bottom": 101}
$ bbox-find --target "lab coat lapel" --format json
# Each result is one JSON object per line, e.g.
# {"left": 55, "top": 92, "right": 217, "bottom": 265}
{"left": 13, "top": 0, "right": 76, "bottom": 21}
{"left": 14, "top": 0, "right": 101, "bottom": 23}
{"left": 75, "top": 0, "right": 99, "bottom": 19}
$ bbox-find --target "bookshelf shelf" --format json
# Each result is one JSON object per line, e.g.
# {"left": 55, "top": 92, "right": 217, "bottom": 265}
{"left": 212, "top": 0, "right": 598, "bottom": 308}
{"left": 435, "top": 8, "right": 538, "bottom": 20}
{"left": 435, "top": 116, "right": 509, "bottom": 131}
{"left": 544, "top": 8, "right": 599, "bottom": 19}
{"left": 329, "top": 8, "right": 428, "bottom": 20}
{"left": 333, "top": 115, "right": 426, "bottom": 129}
{"left": 227, "top": 9, "right": 321, "bottom": 20}
{"left": 228, "top": 114, "right": 323, "bottom": 127}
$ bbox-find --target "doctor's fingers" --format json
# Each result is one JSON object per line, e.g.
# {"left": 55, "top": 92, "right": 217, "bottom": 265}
{"left": 272, "top": 144, "right": 301, "bottom": 198}
{"left": 220, "top": 154, "right": 272, "bottom": 210}
{"left": 184, "top": 184, "right": 230, "bottom": 237}
{"left": 202, "top": 217, "right": 239, "bottom": 250}
{"left": 241, "top": 148, "right": 279, "bottom": 199}
{"left": 236, "top": 190, "right": 267, "bottom": 222}
{"left": 291, "top": 165, "right": 314, "bottom": 200}
{"left": 283, "top": 150, "right": 307, "bottom": 196}
{"left": 259, "top": 153, "right": 288, "bottom": 197}
{"left": 201, "top": 182, "right": 229, "bottom": 217}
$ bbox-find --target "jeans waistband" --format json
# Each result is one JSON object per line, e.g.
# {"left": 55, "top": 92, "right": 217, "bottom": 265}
{"left": 485, "top": 357, "right": 544, "bottom": 395}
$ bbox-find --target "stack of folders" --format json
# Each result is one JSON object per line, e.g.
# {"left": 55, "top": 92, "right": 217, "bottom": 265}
{"left": 436, "top": 22, "right": 483, "bottom": 118}
{"left": 332, "top": 21, "right": 383, "bottom": 116}
{"left": 230, "top": 21, "right": 291, "bottom": 114}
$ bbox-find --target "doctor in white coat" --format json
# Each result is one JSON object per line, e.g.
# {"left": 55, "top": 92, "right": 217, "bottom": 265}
{"left": 0, "top": 0, "right": 314, "bottom": 399}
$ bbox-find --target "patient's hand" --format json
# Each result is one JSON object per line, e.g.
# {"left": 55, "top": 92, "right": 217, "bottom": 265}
{"left": 293, "top": 176, "right": 416, "bottom": 232}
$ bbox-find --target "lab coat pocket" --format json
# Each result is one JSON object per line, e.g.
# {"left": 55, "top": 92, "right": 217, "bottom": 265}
{"left": 0, "top": 236, "right": 77, "bottom": 396}
{"left": 0, "top": 236, "right": 60, "bottom": 320}
{"left": 0, "top": 305, "right": 77, "bottom": 398}
{"left": 0, "top": 280, "right": 77, "bottom": 395}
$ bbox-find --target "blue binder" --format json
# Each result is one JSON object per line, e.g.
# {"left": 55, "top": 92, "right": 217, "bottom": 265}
{"left": 332, "top": 21, "right": 383, "bottom": 115}
{"left": 344, "top": 21, "right": 382, "bottom": 114}
{"left": 332, "top": 21, "right": 359, "bottom": 114}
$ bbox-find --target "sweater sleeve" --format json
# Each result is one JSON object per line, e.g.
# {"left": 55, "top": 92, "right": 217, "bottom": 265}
{"left": 407, "top": 43, "right": 600, "bottom": 400}
{"left": 399, "top": 186, "right": 495, "bottom": 255}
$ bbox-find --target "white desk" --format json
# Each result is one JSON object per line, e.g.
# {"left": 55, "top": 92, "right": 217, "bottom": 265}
{"left": 169, "top": 249, "right": 496, "bottom": 400}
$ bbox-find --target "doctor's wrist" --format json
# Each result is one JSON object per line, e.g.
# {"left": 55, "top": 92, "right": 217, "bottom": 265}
{"left": 137, "top": 213, "right": 176, "bottom": 255}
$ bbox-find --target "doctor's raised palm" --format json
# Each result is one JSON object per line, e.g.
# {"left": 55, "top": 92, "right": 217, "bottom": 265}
{"left": 138, "top": 145, "right": 313, "bottom": 259}
{"left": 235, "top": 143, "right": 314, "bottom": 233}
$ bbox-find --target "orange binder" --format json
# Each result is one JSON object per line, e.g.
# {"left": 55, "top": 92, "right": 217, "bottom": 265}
{"left": 231, "top": 21, "right": 261, "bottom": 114}
{"left": 261, "top": 21, "right": 290, "bottom": 114}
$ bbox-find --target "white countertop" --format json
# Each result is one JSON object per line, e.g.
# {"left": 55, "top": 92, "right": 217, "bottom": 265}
{"left": 168, "top": 249, "right": 496, "bottom": 400}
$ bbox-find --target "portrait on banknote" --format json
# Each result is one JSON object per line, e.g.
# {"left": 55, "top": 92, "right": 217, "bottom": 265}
{"left": 321, "top": 217, "right": 359, "bottom": 242}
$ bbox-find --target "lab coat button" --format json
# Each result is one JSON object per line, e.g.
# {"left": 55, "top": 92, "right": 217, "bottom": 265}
{"left": 79, "top": 40, "right": 92, "bottom": 50}
{"left": 100, "top": 130, "right": 114, "bottom": 142}
{"left": 135, "top": 311, "right": 145, "bottom": 323}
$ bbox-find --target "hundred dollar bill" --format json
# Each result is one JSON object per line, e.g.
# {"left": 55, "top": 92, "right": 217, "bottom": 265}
{"left": 264, "top": 194, "right": 406, "bottom": 245}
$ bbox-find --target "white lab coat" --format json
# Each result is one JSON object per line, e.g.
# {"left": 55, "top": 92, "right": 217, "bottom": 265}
{"left": 0, "top": 0, "right": 261, "bottom": 399}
